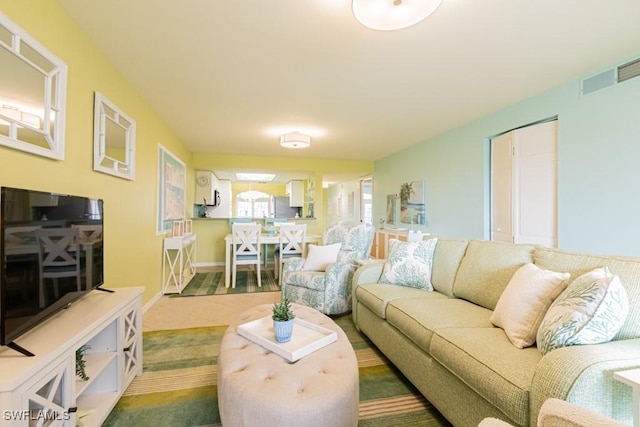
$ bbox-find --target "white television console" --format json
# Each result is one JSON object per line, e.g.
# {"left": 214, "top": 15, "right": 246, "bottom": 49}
{"left": 0, "top": 286, "right": 143, "bottom": 427}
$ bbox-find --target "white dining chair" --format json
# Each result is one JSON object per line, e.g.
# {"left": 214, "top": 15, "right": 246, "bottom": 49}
{"left": 231, "top": 223, "right": 262, "bottom": 288}
{"left": 274, "top": 223, "right": 307, "bottom": 284}
{"left": 35, "top": 227, "right": 81, "bottom": 307}
{"left": 72, "top": 224, "right": 103, "bottom": 243}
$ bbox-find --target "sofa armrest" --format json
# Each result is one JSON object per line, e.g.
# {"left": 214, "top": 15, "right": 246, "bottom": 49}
{"left": 351, "top": 261, "right": 385, "bottom": 327}
{"left": 478, "top": 398, "right": 629, "bottom": 427}
{"left": 531, "top": 338, "right": 640, "bottom": 426}
{"left": 352, "top": 260, "right": 385, "bottom": 286}
{"left": 537, "top": 398, "right": 629, "bottom": 427}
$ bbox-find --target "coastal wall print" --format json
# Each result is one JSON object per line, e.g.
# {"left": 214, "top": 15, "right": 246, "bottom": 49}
{"left": 400, "top": 180, "right": 426, "bottom": 225}
{"left": 157, "top": 144, "right": 186, "bottom": 235}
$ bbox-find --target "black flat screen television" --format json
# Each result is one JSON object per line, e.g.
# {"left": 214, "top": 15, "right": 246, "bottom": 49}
{"left": 0, "top": 186, "right": 105, "bottom": 356}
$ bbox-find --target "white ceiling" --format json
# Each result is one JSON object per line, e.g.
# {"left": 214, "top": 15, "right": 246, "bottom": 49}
{"left": 57, "top": 0, "right": 640, "bottom": 166}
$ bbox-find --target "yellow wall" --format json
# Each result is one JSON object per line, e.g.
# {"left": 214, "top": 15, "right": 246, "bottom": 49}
{"left": 194, "top": 153, "right": 373, "bottom": 230}
{"left": 0, "top": 1, "right": 194, "bottom": 304}
{"left": 0, "top": 1, "right": 374, "bottom": 304}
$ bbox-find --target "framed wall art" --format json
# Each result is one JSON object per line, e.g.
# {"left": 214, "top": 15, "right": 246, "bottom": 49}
{"left": 157, "top": 144, "right": 186, "bottom": 235}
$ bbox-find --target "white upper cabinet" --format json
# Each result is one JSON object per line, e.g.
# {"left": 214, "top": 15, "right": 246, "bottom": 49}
{"left": 286, "top": 180, "right": 304, "bottom": 207}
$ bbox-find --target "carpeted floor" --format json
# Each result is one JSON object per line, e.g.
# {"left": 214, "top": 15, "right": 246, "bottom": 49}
{"left": 172, "top": 269, "right": 280, "bottom": 297}
{"left": 103, "top": 314, "right": 451, "bottom": 427}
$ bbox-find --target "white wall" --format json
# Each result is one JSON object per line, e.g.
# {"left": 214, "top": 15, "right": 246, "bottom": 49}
{"left": 325, "top": 181, "right": 362, "bottom": 226}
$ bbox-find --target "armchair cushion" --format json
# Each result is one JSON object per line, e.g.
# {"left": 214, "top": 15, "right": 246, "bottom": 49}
{"left": 380, "top": 238, "right": 438, "bottom": 290}
{"left": 302, "top": 243, "right": 341, "bottom": 271}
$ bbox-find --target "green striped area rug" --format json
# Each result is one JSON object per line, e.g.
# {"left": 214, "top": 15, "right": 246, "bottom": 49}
{"left": 172, "top": 270, "right": 280, "bottom": 297}
{"left": 102, "top": 315, "right": 451, "bottom": 427}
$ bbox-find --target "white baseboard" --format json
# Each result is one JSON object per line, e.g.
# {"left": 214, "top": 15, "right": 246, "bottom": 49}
{"left": 143, "top": 291, "right": 163, "bottom": 314}
{"left": 193, "top": 261, "right": 224, "bottom": 267}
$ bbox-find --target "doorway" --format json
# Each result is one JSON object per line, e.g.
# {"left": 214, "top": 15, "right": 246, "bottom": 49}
{"left": 490, "top": 119, "right": 558, "bottom": 247}
{"left": 360, "top": 177, "right": 372, "bottom": 224}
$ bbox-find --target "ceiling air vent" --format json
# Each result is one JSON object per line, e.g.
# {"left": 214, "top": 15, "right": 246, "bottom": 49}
{"left": 581, "top": 68, "right": 616, "bottom": 95}
{"left": 581, "top": 56, "right": 640, "bottom": 96}
{"left": 617, "top": 58, "right": 640, "bottom": 83}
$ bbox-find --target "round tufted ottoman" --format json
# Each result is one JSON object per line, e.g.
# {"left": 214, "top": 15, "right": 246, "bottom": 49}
{"left": 217, "top": 303, "right": 359, "bottom": 427}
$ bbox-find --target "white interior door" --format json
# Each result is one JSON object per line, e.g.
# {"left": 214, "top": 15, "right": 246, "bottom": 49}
{"left": 513, "top": 120, "right": 557, "bottom": 246}
{"left": 491, "top": 120, "right": 557, "bottom": 247}
{"left": 491, "top": 132, "right": 513, "bottom": 243}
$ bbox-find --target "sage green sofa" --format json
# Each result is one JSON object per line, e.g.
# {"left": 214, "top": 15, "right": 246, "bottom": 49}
{"left": 352, "top": 239, "right": 640, "bottom": 427}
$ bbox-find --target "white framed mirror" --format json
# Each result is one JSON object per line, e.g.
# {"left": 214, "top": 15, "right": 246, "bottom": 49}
{"left": 0, "top": 13, "right": 67, "bottom": 160}
{"left": 93, "top": 92, "right": 136, "bottom": 180}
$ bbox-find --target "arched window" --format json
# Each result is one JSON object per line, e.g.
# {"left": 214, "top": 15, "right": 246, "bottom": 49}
{"left": 236, "top": 191, "right": 270, "bottom": 218}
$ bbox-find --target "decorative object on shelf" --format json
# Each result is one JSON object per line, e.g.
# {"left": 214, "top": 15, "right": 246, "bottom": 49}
{"left": 280, "top": 131, "right": 311, "bottom": 149}
{"left": 400, "top": 180, "right": 426, "bottom": 225}
{"left": 272, "top": 297, "right": 295, "bottom": 343}
{"left": 157, "top": 144, "right": 186, "bottom": 235}
{"left": 172, "top": 220, "right": 185, "bottom": 237}
{"left": 352, "top": 0, "right": 443, "bottom": 31}
{"left": 386, "top": 194, "right": 399, "bottom": 224}
{"left": 197, "top": 203, "right": 207, "bottom": 218}
{"left": 76, "top": 345, "right": 90, "bottom": 381}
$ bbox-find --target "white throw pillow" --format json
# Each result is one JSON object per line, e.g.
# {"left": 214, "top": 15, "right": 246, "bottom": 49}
{"left": 302, "top": 243, "right": 341, "bottom": 271}
{"left": 379, "top": 238, "right": 438, "bottom": 290}
{"left": 537, "top": 266, "right": 629, "bottom": 356}
{"left": 490, "top": 263, "right": 570, "bottom": 348}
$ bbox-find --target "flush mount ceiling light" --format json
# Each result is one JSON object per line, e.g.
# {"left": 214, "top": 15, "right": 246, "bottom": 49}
{"left": 280, "top": 131, "right": 311, "bottom": 149}
{"left": 352, "top": 0, "right": 443, "bottom": 31}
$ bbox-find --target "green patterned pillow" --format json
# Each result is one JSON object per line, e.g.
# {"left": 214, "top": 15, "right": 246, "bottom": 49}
{"left": 536, "top": 266, "right": 629, "bottom": 356}
{"left": 380, "top": 238, "right": 438, "bottom": 290}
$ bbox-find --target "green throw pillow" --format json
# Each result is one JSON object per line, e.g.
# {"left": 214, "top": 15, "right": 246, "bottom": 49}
{"left": 380, "top": 238, "right": 438, "bottom": 290}
{"left": 536, "top": 266, "right": 629, "bottom": 356}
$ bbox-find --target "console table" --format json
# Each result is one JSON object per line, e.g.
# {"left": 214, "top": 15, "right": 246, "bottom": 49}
{"left": 162, "top": 233, "right": 197, "bottom": 294}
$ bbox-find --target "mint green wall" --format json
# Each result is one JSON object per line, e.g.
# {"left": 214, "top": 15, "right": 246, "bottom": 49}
{"left": 375, "top": 53, "right": 640, "bottom": 256}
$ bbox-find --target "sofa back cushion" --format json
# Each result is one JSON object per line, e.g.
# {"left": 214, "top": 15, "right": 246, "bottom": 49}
{"left": 431, "top": 238, "right": 469, "bottom": 297}
{"left": 534, "top": 247, "right": 640, "bottom": 340}
{"left": 452, "top": 240, "right": 535, "bottom": 310}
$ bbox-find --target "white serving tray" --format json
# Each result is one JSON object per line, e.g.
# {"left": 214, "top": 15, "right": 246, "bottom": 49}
{"left": 237, "top": 316, "right": 337, "bottom": 362}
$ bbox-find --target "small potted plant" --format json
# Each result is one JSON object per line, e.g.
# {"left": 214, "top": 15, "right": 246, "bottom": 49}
{"left": 76, "top": 345, "right": 90, "bottom": 381}
{"left": 272, "top": 297, "right": 295, "bottom": 343}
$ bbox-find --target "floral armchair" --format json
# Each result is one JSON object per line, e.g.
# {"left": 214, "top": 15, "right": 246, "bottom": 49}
{"left": 281, "top": 221, "right": 375, "bottom": 315}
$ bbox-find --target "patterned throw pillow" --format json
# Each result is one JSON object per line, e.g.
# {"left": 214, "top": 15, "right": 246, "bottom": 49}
{"left": 536, "top": 266, "right": 629, "bottom": 356}
{"left": 380, "top": 238, "right": 438, "bottom": 290}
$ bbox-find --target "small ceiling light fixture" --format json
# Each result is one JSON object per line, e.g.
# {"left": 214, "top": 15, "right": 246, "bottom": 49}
{"left": 280, "top": 131, "right": 311, "bottom": 149}
{"left": 352, "top": 0, "right": 443, "bottom": 31}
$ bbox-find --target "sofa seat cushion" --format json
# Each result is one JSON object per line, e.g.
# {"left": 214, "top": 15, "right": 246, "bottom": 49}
{"left": 430, "top": 327, "right": 542, "bottom": 427}
{"left": 386, "top": 299, "right": 494, "bottom": 353}
{"left": 355, "top": 283, "right": 447, "bottom": 319}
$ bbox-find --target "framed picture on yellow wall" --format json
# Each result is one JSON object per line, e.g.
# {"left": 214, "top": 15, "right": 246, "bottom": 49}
{"left": 157, "top": 144, "right": 186, "bottom": 235}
